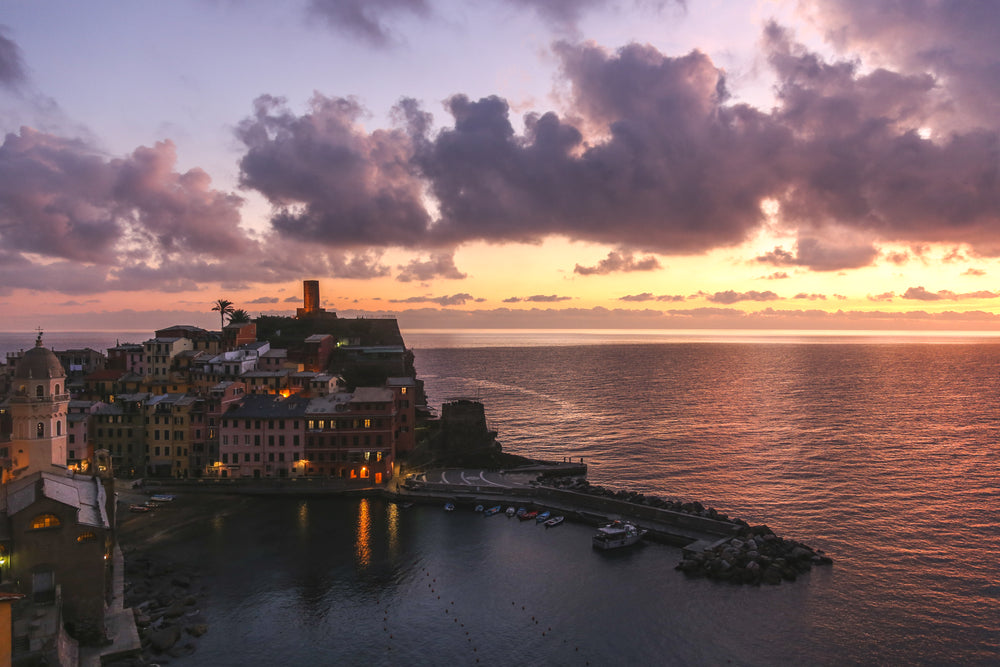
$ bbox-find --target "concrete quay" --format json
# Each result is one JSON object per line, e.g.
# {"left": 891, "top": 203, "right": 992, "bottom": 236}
{"left": 396, "top": 468, "right": 739, "bottom": 547}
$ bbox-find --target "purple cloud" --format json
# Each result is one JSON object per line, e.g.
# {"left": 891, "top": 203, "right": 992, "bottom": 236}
{"left": 389, "top": 293, "right": 476, "bottom": 306}
{"left": 0, "top": 27, "right": 26, "bottom": 89}
{"left": 237, "top": 94, "right": 431, "bottom": 248}
{"left": 903, "top": 286, "right": 999, "bottom": 301}
{"left": 396, "top": 252, "right": 467, "bottom": 282}
{"left": 706, "top": 290, "right": 781, "bottom": 304}
{"left": 574, "top": 250, "right": 661, "bottom": 275}
{"left": 307, "top": 0, "right": 430, "bottom": 47}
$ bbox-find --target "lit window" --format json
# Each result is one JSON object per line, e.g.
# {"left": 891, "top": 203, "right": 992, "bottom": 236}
{"left": 77, "top": 532, "right": 97, "bottom": 544}
{"left": 30, "top": 514, "right": 61, "bottom": 530}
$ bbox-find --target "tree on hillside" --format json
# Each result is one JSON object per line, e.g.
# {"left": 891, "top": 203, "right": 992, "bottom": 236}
{"left": 229, "top": 308, "right": 251, "bottom": 324}
{"left": 211, "top": 299, "right": 235, "bottom": 329}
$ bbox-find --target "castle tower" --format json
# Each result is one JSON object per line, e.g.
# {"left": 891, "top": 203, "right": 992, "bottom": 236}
{"left": 5, "top": 333, "right": 69, "bottom": 480}
{"left": 296, "top": 280, "right": 334, "bottom": 318}
{"left": 303, "top": 280, "right": 320, "bottom": 313}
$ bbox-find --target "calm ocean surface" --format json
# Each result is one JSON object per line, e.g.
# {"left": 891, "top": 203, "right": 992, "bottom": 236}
{"left": 4, "top": 329, "right": 999, "bottom": 664}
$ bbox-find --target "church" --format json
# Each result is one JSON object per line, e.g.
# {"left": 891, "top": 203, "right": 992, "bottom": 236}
{"left": 0, "top": 334, "right": 114, "bottom": 645}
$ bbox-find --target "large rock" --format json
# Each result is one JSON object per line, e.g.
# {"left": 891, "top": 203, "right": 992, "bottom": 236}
{"left": 149, "top": 625, "right": 181, "bottom": 653}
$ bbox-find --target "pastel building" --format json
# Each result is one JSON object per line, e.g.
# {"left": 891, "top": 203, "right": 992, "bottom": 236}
{"left": 218, "top": 395, "right": 308, "bottom": 478}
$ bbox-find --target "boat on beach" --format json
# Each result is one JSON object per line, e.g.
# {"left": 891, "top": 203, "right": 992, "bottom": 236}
{"left": 128, "top": 504, "right": 152, "bottom": 513}
{"left": 544, "top": 516, "right": 564, "bottom": 528}
{"left": 484, "top": 505, "right": 502, "bottom": 516}
{"left": 592, "top": 521, "right": 646, "bottom": 550}
{"left": 506, "top": 506, "right": 516, "bottom": 517}
{"left": 444, "top": 503, "right": 456, "bottom": 512}
{"left": 520, "top": 510, "right": 538, "bottom": 521}
{"left": 150, "top": 494, "right": 175, "bottom": 503}
{"left": 474, "top": 504, "right": 484, "bottom": 512}
{"left": 535, "top": 511, "right": 551, "bottom": 523}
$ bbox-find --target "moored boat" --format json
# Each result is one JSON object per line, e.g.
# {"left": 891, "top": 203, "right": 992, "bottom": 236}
{"left": 520, "top": 510, "right": 538, "bottom": 521}
{"left": 592, "top": 521, "right": 646, "bottom": 550}
{"left": 444, "top": 502, "right": 456, "bottom": 512}
{"left": 150, "top": 494, "right": 175, "bottom": 502}
{"left": 474, "top": 504, "right": 484, "bottom": 512}
{"left": 128, "top": 504, "right": 151, "bottom": 513}
{"left": 515, "top": 507, "right": 527, "bottom": 518}
{"left": 505, "top": 506, "right": 516, "bottom": 517}
{"left": 484, "top": 505, "right": 502, "bottom": 516}
{"left": 536, "top": 511, "right": 551, "bottom": 523}
{"left": 544, "top": 516, "right": 564, "bottom": 528}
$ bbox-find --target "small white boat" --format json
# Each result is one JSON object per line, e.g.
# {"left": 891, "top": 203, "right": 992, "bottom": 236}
{"left": 444, "top": 502, "right": 456, "bottom": 512}
{"left": 535, "top": 511, "right": 551, "bottom": 523}
{"left": 592, "top": 521, "right": 646, "bottom": 550}
{"left": 544, "top": 516, "right": 564, "bottom": 528}
{"left": 474, "top": 504, "right": 484, "bottom": 512}
{"left": 505, "top": 506, "right": 516, "bottom": 517}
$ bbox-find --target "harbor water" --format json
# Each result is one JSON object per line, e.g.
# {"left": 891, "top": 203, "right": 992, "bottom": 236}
{"left": 3, "top": 330, "right": 999, "bottom": 664}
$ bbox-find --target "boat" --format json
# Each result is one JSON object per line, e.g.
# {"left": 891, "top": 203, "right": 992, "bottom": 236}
{"left": 484, "top": 505, "right": 502, "bottom": 516}
{"left": 128, "top": 504, "right": 151, "bottom": 513}
{"left": 592, "top": 521, "right": 646, "bottom": 550}
{"left": 444, "top": 503, "right": 456, "bottom": 512}
{"left": 535, "top": 511, "right": 551, "bottom": 523}
{"left": 150, "top": 494, "right": 175, "bottom": 502}
{"left": 544, "top": 516, "right": 564, "bottom": 528}
{"left": 474, "top": 504, "right": 484, "bottom": 512}
{"left": 515, "top": 507, "right": 527, "bottom": 518}
{"left": 505, "top": 506, "right": 516, "bottom": 517}
{"left": 520, "top": 510, "right": 538, "bottom": 521}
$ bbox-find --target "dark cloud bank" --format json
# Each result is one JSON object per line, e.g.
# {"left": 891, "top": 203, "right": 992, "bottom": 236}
{"left": 3, "top": 3, "right": 1000, "bottom": 300}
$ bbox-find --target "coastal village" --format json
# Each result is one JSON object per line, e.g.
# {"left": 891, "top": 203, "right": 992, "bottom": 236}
{"left": 0, "top": 281, "right": 434, "bottom": 664}
{"left": 0, "top": 281, "right": 831, "bottom": 665}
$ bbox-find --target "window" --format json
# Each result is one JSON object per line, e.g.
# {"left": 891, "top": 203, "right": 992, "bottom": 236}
{"left": 222, "top": 453, "right": 228, "bottom": 463}
{"left": 77, "top": 532, "right": 97, "bottom": 544}
{"left": 35, "top": 385, "right": 43, "bottom": 397}
{"left": 36, "top": 422, "right": 44, "bottom": 438}
{"left": 30, "top": 513, "right": 61, "bottom": 530}
{"left": 56, "top": 421, "right": 62, "bottom": 436}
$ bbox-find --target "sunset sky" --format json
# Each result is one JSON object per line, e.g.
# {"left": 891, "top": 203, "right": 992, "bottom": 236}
{"left": 3, "top": 1, "right": 1000, "bottom": 332}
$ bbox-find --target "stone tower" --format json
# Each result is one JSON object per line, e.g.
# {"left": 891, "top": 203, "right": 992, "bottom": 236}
{"left": 5, "top": 333, "right": 69, "bottom": 480}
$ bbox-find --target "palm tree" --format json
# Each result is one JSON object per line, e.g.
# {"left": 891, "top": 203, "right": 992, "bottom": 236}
{"left": 211, "top": 299, "right": 235, "bottom": 329}
{"left": 229, "top": 308, "right": 251, "bottom": 324}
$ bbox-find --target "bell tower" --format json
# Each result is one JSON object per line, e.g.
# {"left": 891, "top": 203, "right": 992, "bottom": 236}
{"left": 5, "top": 333, "right": 69, "bottom": 480}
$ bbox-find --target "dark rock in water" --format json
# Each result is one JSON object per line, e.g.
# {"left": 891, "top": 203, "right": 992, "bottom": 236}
{"left": 186, "top": 623, "right": 209, "bottom": 638}
{"left": 149, "top": 625, "right": 181, "bottom": 653}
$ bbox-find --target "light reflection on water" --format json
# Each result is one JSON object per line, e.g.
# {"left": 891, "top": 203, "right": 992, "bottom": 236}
{"left": 356, "top": 498, "right": 371, "bottom": 570}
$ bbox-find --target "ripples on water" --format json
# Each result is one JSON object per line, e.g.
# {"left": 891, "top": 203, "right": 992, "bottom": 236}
{"left": 412, "top": 342, "right": 1000, "bottom": 664}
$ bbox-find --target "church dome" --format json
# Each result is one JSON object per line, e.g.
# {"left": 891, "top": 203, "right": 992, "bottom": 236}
{"left": 14, "top": 335, "right": 65, "bottom": 379}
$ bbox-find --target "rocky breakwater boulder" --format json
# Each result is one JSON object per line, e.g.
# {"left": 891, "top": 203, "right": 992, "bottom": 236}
{"left": 675, "top": 524, "right": 833, "bottom": 585}
{"left": 117, "top": 553, "right": 209, "bottom": 664}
